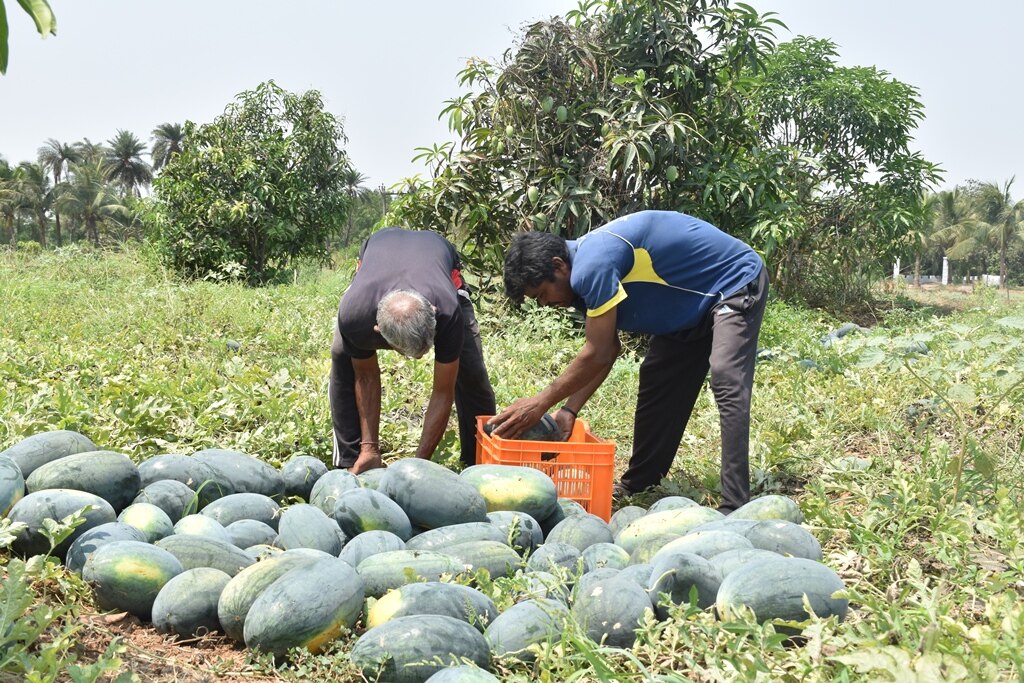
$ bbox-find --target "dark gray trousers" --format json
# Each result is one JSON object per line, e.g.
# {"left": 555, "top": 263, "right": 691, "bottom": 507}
{"left": 329, "top": 294, "right": 496, "bottom": 469}
{"left": 620, "top": 267, "right": 769, "bottom": 512}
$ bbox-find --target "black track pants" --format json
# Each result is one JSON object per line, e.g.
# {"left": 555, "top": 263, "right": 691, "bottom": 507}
{"left": 620, "top": 267, "right": 769, "bottom": 512}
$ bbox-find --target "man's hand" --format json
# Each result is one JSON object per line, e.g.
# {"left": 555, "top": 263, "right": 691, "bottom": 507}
{"left": 488, "top": 395, "right": 550, "bottom": 439}
{"left": 349, "top": 445, "right": 383, "bottom": 474}
{"left": 553, "top": 408, "right": 576, "bottom": 441}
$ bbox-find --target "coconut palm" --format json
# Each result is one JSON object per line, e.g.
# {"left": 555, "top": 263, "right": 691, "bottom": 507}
{"left": 931, "top": 188, "right": 983, "bottom": 281}
{"left": 341, "top": 167, "right": 367, "bottom": 245}
{"left": 37, "top": 138, "right": 82, "bottom": 246}
{"left": 56, "top": 162, "right": 128, "bottom": 247}
{"left": 151, "top": 122, "right": 185, "bottom": 171}
{"left": 0, "top": 157, "right": 17, "bottom": 247}
{"left": 75, "top": 138, "right": 108, "bottom": 166}
{"left": 13, "top": 162, "right": 52, "bottom": 247}
{"left": 104, "top": 130, "right": 153, "bottom": 196}
{"left": 972, "top": 178, "right": 1024, "bottom": 288}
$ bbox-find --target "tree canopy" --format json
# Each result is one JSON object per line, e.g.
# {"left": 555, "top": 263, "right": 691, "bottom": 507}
{"left": 151, "top": 81, "right": 353, "bottom": 283}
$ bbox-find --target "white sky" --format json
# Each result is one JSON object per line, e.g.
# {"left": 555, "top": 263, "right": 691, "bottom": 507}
{"left": 1, "top": 1, "right": 1019, "bottom": 192}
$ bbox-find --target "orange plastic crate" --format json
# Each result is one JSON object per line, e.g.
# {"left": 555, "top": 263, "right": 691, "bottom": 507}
{"left": 475, "top": 415, "right": 615, "bottom": 521}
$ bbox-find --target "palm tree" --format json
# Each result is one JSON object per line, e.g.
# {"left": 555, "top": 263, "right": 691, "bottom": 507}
{"left": 151, "top": 122, "right": 186, "bottom": 171}
{"left": 37, "top": 138, "right": 82, "bottom": 246}
{"left": 341, "top": 167, "right": 367, "bottom": 245}
{"left": 105, "top": 130, "right": 153, "bottom": 196}
{"left": 13, "top": 162, "right": 52, "bottom": 247}
{"left": 931, "top": 188, "right": 982, "bottom": 282}
{"left": 0, "top": 157, "right": 17, "bottom": 247}
{"left": 972, "top": 178, "right": 1024, "bottom": 288}
{"left": 56, "top": 161, "right": 128, "bottom": 247}
{"left": 75, "top": 138, "right": 108, "bottom": 165}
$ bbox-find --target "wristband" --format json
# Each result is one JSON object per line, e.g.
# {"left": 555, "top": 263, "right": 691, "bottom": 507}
{"left": 359, "top": 441, "right": 379, "bottom": 447}
{"left": 559, "top": 405, "right": 578, "bottom": 418}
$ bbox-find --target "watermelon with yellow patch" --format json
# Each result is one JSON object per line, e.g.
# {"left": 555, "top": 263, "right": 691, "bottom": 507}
{"left": 460, "top": 464, "right": 558, "bottom": 521}
{"left": 243, "top": 556, "right": 365, "bottom": 657}
{"left": 82, "top": 540, "right": 184, "bottom": 619}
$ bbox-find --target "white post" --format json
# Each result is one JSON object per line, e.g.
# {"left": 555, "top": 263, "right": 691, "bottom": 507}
{"left": 942, "top": 257, "right": 949, "bottom": 285}
{"left": 893, "top": 258, "right": 901, "bottom": 280}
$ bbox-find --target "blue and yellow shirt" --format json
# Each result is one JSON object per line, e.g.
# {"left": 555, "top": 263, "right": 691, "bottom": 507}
{"left": 567, "top": 211, "right": 764, "bottom": 334}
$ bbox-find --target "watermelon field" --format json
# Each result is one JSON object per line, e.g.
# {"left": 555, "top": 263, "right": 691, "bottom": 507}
{"left": 1, "top": 246, "right": 1023, "bottom": 682}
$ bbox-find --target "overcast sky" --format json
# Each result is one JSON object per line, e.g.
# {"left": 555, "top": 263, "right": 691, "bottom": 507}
{"left": 1, "top": 1, "right": 1019, "bottom": 192}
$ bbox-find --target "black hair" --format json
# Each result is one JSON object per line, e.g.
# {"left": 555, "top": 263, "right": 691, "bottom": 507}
{"left": 503, "top": 231, "right": 570, "bottom": 303}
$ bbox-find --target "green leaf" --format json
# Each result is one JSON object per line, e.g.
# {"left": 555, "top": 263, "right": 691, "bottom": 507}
{"left": 16, "top": 0, "right": 56, "bottom": 37}
{"left": 946, "top": 384, "right": 976, "bottom": 404}
{"left": 995, "top": 316, "right": 1024, "bottom": 330}
{"left": 0, "top": 3, "right": 9, "bottom": 75}
{"left": 856, "top": 347, "right": 886, "bottom": 368}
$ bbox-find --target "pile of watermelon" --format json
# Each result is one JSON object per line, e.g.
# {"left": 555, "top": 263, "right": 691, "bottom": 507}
{"left": 0, "top": 430, "right": 848, "bottom": 683}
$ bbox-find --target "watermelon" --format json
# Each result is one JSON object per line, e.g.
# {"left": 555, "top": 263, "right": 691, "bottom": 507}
{"left": 8, "top": 489, "right": 116, "bottom": 559}
{"left": 275, "top": 504, "right": 342, "bottom": 555}
{"left": 544, "top": 513, "right": 613, "bottom": 552}
{"left": 742, "top": 520, "right": 823, "bottom": 561}
{"left": 729, "top": 495, "right": 804, "bottom": 524}
{"left": 516, "top": 571, "right": 570, "bottom": 604}
{"left": 200, "top": 493, "right": 280, "bottom": 531}
{"left": 608, "top": 505, "right": 646, "bottom": 538}
{"left": 650, "top": 530, "right": 754, "bottom": 563}
{"left": 308, "top": 469, "right": 361, "bottom": 514}
{"left": 191, "top": 448, "right": 284, "bottom": 499}
{"left": 155, "top": 534, "right": 254, "bottom": 576}
{"left": 225, "top": 519, "right": 278, "bottom": 549}
{"left": 217, "top": 551, "right": 320, "bottom": 643}
{"left": 647, "top": 551, "right": 721, "bottom": 615}
{"left": 338, "top": 530, "right": 406, "bottom": 568}
{"left": 379, "top": 458, "right": 488, "bottom": 529}
{"left": 332, "top": 488, "right": 412, "bottom": 540}
{"left": 0, "top": 455, "right": 24, "bottom": 516}
{"left": 525, "top": 542, "right": 582, "bottom": 576}
{"left": 424, "top": 666, "right": 499, "bottom": 683}
{"left": 0, "top": 430, "right": 96, "bottom": 478}
{"left": 82, "top": 540, "right": 184, "bottom": 619}
{"left": 708, "top": 548, "right": 781, "bottom": 578}
{"left": 614, "top": 506, "right": 724, "bottom": 556}
{"left": 65, "top": 521, "right": 148, "bottom": 575}
{"left": 571, "top": 576, "right": 653, "bottom": 647}
{"left": 280, "top": 454, "right": 328, "bottom": 501}
{"left": 367, "top": 582, "right": 498, "bottom": 631}
{"left": 445, "top": 540, "right": 522, "bottom": 579}
{"left": 648, "top": 496, "right": 700, "bottom": 513}
{"left": 582, "top": 542, "right": 631, "bottom": 572}
{"left": 173, "top": 514, "right": 232, "bottom": 544}
{"left": 617, "top": 563, "right": 654, "bottom": 590}
{"left": 486, "top": 511, "right": 543, "bottom": 555}
{"left": 356, "top": 467, "right": 387, "bottom": 490}
{"left": 117, "top": 502, "right": 174, "bottom": 542}
{"left": 405, "top": 522, "right": 505, "bottom": 552}
{"left": 137, "top": 453, "right": 223, "bottom": 504}
{"left": 244, "top": 557, "right": 365, "bottom": 657}
{"left": 484, "top": 598, "right": 570, "bottom": 662}
{"left": 133, "top": 479, "right": 199, "bottom": 522}
{"left": 244, "top": 544, "right": 282, "bottom": 561}
{"left": 459, "top": 464, "right": 558, "bottom": 521}
{"left": 352, "top": 615, "right": 491, "bottom": 683}
{"left": 26, "top": 450, "right": 140, "bottom": 513}
{"left": 356, "top": 550, "right": 465, "bottom": 598}
{"left": 152, "top": 567, "right": 232, "bottom": 637}
{"left": 574, "top": 568, "right": 622, "bottom": 600}
{"left": 715, "top": 556, "right": 848, "bottom": 624}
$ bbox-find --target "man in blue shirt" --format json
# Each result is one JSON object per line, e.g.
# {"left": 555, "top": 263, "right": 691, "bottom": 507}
{"left": 489, "top": 210, "right": 768, "bottom": 512}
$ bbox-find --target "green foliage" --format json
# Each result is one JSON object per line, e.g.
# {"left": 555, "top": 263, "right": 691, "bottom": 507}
{"left": 1, "top": 249, "right": 1023, "bottom": 680}
{"left": 150, "top": 81, "right": 353, "bottom": 284}
{"left": 0, "top": 0, "right": 56, "bottom": 75}
{"left": 389, "top": 0, "right": 795, "bottom": 274}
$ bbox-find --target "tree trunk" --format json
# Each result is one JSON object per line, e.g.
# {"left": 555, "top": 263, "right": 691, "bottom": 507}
{"left": 4, "top": 215, "right": 14, "bottom": 248}
{"left": 914, "top": 254, "right": 921, "bottom": 287}
{"left": 88, "top": 217, "right": 99, "bottom": 247}
{"left": 1001, "top": 242, "right": 1008, "bottom": 290}
{"left": 54, "top": 211, "right": 63, "bottom": 247}
{"left": 37, "top": 212, "right": 47, "bottom": 248}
